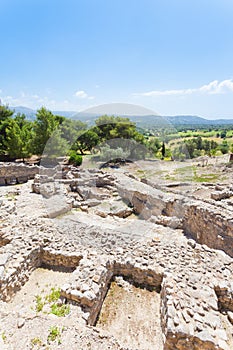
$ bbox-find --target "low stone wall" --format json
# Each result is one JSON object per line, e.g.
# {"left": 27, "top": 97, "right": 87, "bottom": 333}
{"left": 114, "top": 262, "right": 163, "bottom": 289}
{"left": 61, "top": 258, "right": 163, "bottom": 326}
{"left": 115, "top": 173, "right": 233, "bottom": 258}
{"left": 0, "top": 248, "right": 41, "bottom": 301}
{"left": 0, "top": 246, "right": 82, "bottom": 302}
{"left": 41, "top": 248, "right": 82, "bottom": 268}
{"left": 0, "top": 163, "right": 39, "bottom": 185}
{"left": 182, "top": 202, "right": 233, "bottom": 257}
{"left": 161, "top": 278, "right": 223, "bottom": 350}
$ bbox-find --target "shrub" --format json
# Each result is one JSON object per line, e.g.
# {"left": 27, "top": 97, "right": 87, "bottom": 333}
{"left": 98, "top": 145, "right": 130, "bottom": 162}
{"left": 50, "top": 303, "right": 70, "bottom": 317}
{"left": 68, "top": 151, "right": 82, "bottom": 166}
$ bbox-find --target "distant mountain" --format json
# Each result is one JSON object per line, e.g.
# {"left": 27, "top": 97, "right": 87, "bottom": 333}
{"left": 72, "top": 113, "right": 233, "bottom": 127}
{"left": 166, "top": 115, "right": 233, "bottom": 126}
{"left": 53, "top": 110, "right": 76, "bottom": 118}
{"left": 167, "top": 115, "right": 208, "bottom": 125}
{"left": 11, "top": 106, "right": 75, "bottom": 120}
{"left": 11, "top": 106, "right": 36, "bottom": 120}
{"left": 9, "top": 106, "right": 233, "bottom": 127}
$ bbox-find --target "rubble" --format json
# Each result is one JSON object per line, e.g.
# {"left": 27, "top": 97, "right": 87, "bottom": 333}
{"left": 0, "top": 162, "right": 232, "bottom": 349}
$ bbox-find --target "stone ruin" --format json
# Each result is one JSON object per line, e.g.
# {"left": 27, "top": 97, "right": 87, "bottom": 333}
{"left": 0, "top": 162, "right": 39, "bottom": 185}
{"left": 0, "top": 162, "right": 232, "bottom": 349}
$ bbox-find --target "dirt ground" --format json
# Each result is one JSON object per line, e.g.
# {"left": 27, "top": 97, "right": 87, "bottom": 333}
{"left": 7, "top": 267, "right": 70, "bottom": 314}
{"left": 0, "top": 268, "right": 86, "bottom": 350}
{"left": 97, "top": 277, "right": 163, "bottom": 350}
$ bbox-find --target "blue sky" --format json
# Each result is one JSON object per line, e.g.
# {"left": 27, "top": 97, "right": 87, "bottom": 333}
{"left": 1, "top": 0, "right": 233, "bottom": 118}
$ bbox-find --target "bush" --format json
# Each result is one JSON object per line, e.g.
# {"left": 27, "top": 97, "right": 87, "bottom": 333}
{"left": 68, "top": 151, "right": 82, "bottom": 166}
{"left": 98, "top": 145, "right": 130, "bottom": 162}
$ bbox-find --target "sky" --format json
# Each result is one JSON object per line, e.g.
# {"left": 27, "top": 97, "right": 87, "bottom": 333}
{"left": 1, "top": 0, "right": 233, "bottom": 118}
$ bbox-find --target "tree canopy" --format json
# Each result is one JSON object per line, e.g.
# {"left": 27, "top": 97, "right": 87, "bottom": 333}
{"left": 0, "top": 103, "right": 231, "bottom": 163}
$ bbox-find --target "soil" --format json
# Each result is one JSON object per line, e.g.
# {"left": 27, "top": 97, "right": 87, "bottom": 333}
{"left": 97, "top": 277, "right": 163, "bottom": 350}
{"left": 8, "top": 267, "right": 70, "bottom": 313}
{"left": 0, "top": 268, "right": 86, "bottom": 350}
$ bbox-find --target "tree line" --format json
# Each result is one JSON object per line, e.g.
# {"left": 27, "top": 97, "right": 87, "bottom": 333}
{"left": 2, "top": 104, "right": 230, "bottom": 163}
{"left": 0, "top": 105, "right": 164, "bottom": 162}
{"left": 172, "top": 136, "right": 232, "bottom": 160}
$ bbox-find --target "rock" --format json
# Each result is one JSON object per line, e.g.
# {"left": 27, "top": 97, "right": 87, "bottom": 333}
{"left": 0, "top": 253, "right": 9, "bottom": 266}
{"left": 44, "top": 194, "right": 72, "bottom": 218}
{"left": 197, "top": 330, "right": 215, "bottom": 343}
{"left": 0, "top": 266, "right": 4, "bottom": 278}
{"left": 211, "top": 190, "right": 232, "bottom": 201}
{"left": 70, "top": 290, "right": 83, "bottom": 302}
{"left": 187, "top": 239, "right": 196, "bottom": 249}
{"left": 227, "top": 311, "right": 233, "bottom": 324}
{"left": 17, "top": 317, "right": 25, "bottom": 328}
{"left": 85, "top": 199, "right": 101, "bottom": 207}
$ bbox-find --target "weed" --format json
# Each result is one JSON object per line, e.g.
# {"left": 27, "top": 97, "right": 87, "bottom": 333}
{"left": 35, "top": 295, "right": 44, "bottom": 312}
{"left": 31, "top": 337, "right": 43, "bottom": 347}
{"left": 47, "top": 326, "right": 61, "bottom": 344}
{"left": 1, "top": 331, "right": 7, "bottom": 343}
{"left": 174, "top": 165, "right": 196, "bottom": 174}
{"left": 34, "top": 287, "right": 70, "bottom": 318}
{"left": 45, "top": 287, "right": 60, "bottom": 303}
{"left": 50, "top": 303, "right": 70, "bottom": 317}
{"left": 193, "top": 170, "right": 219, "bottom": 183}
{"left": 5, "top": 193, "right": 16, "bottom": 201}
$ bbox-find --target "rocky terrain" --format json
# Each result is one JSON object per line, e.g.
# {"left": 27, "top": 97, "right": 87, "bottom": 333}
{"left": 0, "top": 158, "right": 233, "bottom": 349}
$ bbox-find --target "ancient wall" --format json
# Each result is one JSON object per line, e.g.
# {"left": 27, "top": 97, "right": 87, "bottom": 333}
{"left": 182, "top": 202, "right": 233, "bottom": 257}
{"left": 41, "top": 248, "right": 82, "bottom": 269}
{"left": 0, "top": 163, "right": 39, "bottom": 185}
{"left": 115, "top": 173, "right": 233, "bottom": 257}
{"left": 0, "top": 248, "right": 41, "bottom": 301}
{"left": 0, "top": 247, "right": 82, "bottom": 302}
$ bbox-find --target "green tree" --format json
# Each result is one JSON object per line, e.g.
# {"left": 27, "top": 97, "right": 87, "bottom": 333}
{"left": 210, "top": 140, "right": 218, "bottom": 150}
{"left": 146, "top": 137, "right": 161, "bottom": 156}
{"left": 220, "top": 130, "right": 227, "bottom": 139}
{"left": 32, "top": 107, "right": 59, "bottom": 155}
{"left": 196, "top": 136, "right": 203, "bottom": 150}
{"left": 219, "top": 140, "right": 229, "bottom": 154}
{"left": 95, "top": 115, "right": 144, "bottom": 144}
{"left": 43, "top": 128, "right": 69, "bottom": 159}
{"left": 0, "top": 105, "right": 14, "bottom": 155}
{"left": 60, "top": 118, "right": 87, "bottom": 145}
{"left": 73, "top": 129, "right": 100, "bottom": 154}
{"left": 161, "top": 142, "right": 166, "bottom": 158}
{"left": 3, "top": 116, "right": 33, "bottom": 160}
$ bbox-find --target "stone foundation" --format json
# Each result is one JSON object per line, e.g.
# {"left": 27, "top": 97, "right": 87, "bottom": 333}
{"left": 0, "top": 163, "right": 39, "bottom": 185}
{"left": 0, "top": 246, "right": 82, "bottom": 302}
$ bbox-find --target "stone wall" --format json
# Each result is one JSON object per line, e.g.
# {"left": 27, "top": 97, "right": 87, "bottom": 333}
{"left": 0, "top": 163, "right": 39, "bottom": 185}
{"left": 182, "top": 202, "right": 233, "bottom": 257}
{"left": 61, "top": 258, "right": 163, "bottom": 327}
{"left": 41, "top": 248, "right": 82, "bottom": 269}
{"left": 0, "top": 246, "right": 82, "bottom": 302}
{"left": 115, "top": 173, "right": 233, "bottom": 258}
{"left": 0, "top": 248, "right": 41, "bottom": 301}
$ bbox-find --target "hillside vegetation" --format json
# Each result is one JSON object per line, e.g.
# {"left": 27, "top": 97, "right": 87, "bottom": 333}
{"left": 0, "top": 104, "right": 233, "bottom": 163}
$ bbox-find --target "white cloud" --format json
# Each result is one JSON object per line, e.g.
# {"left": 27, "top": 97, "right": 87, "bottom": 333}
{"left": 0, "top": 90, "right": 97, "bottom": 111}
{"left": 75, "top": 90, "right": 88, "bottom": 98}
{"left": 133, "top": 79, "right": 233, "bottom": 97}
{"left": 74, "top": 90, "right": 95, "bottom": 100}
